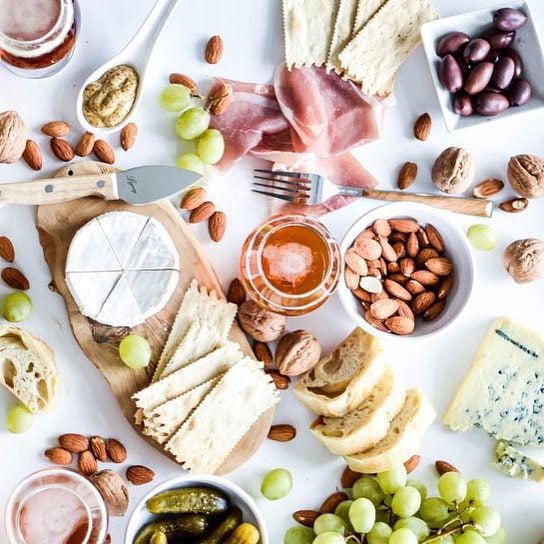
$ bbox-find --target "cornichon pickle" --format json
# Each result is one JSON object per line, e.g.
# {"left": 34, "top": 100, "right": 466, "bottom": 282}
{"left": 146, "top": 487, "right": 229, "bottom": 515}
{"left": 195, "top": 506, "right": 243, "bottom": 544}
{"left": 133, "top": 514, "right": 207, "bottom": 544}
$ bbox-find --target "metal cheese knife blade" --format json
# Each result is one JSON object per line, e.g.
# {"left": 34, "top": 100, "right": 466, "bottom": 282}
{"left": 0, "top": 165, "right": 203, "bottom": 206}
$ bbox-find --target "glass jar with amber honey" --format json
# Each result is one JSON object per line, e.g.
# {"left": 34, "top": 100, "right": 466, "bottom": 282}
{"left": 240, "top": 215, "right": 341, "bottom": 316}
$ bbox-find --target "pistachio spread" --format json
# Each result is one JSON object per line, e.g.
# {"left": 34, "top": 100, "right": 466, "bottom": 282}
{"left": 82, "top": 64, "right": 138, "bottom": 128}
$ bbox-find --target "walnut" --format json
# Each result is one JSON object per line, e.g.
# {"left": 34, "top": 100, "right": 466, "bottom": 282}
{"left": 276, "top": 330, "right": 321, "bottom": 376}
{"left": 507, "top": 154, "right": 544, "bottom": 198}
{"left": 431, "top": 147, "right": 475, "bottom": 194}
{"left": 503, "top": 238, "right": 544, "bottom": 284}
{"left": 0, "top": 111, "right": 27, "bottom": 164}
{"left": 89, "top": 469, "right": 129, "bottom": 517}
{"left": 238, "top": 299, "right": 286, "bottom": 342}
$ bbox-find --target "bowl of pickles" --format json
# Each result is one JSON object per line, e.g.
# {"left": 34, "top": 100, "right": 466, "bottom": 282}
{"left": 124, "top": 474, "right": 268, "bottom": 544}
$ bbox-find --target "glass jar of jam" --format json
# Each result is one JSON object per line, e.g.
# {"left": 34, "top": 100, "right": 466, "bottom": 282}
{"left": 240, "top": 214, "right": 341, "bottom": 316}
{"left": 0, "top": 0, "right": 79, "bottom": 78}
{"left": 4, "top": 467, "right": 108, "bottom": 544}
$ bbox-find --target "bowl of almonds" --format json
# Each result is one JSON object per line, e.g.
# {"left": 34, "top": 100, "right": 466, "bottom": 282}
{"left": 338, "top": 203, "right": 476, "bottom": 339}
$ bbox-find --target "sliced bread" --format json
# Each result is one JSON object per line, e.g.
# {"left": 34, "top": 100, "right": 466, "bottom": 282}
{"left": 310, "top": 365, "right": 406, "bottom": 455}
{"left": 294, "top": 327, "right": 386, "bottom": 417}
{"left": 343, "top": 388, "right": 436, "bottom": 473}
{"left": 0, "top": 325, "right": 59, "bottom": 413}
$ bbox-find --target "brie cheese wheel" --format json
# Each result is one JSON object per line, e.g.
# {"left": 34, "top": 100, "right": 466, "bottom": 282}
{"left": 65, "top": 211, "right": 180, "bottom": 327}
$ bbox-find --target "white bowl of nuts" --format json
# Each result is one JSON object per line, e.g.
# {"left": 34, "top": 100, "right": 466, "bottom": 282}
{"left": 338, "top": 203, "right": 476, "bottom": 340}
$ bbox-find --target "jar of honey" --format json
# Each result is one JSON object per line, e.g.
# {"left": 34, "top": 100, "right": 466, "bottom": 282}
{"left": 0, "top": 0, "right": 79, "bottom": 78}
{"left": 240, "top": 215, "right": 341, "bottom": 316}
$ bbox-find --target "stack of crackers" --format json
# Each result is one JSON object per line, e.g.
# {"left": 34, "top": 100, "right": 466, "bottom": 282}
{"left": 283, "top": 0, "right": 439, "bottom": 96}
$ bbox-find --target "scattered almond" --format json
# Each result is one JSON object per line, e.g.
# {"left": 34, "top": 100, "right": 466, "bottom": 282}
{"left": 169, "top": 73, "right": 198, "bottom": 93}
{"left": 205, "top": 35, "right": 224, "bottom": 64}
{"left": 90, "top": 436, "right": 107, "bottom": 462}
{"left": 320, "top": 491, "right": 349, "bottom": 514}
{"left": 120, "top": 122, "right": 138, "bottom": 151}
{"left": 2, "top": 267, "right": 29, "bottom": 290}
{"left": 208, "top": 210, "right": 226, "bottom": 242}
{"left": 0, "top": 236, "right": 15, "bottom": 263}
{"left": 41, "top": 121, "right": 70, "bottom": 137}
{"left": 498, "top": 197, "right": 529, "bottom": 213}
{"left": 227, "top": 278, "right": 246, "bottom": 305}
{"left": 404, "top": 454, "right": 421, "bottom": 474}
{"left": 50, "top": 137, "right": 75, "bottom": 162}
{"left": 413, "top": 113, "right": 432, "bottom": 141}
{"left": 45, "top": 447, "right": 73, "bottom": 465}
{"left": 253, "top": 341, "right": 273, "bottom": 368}
{"left": 266, "top": 369, "right": 290, "bottom": 390}
{"left": 78, "top": 450, "right": 98, "bottom": 476}
{"left": 104, "top": 535, "right": 112, "bottom": 544}
{"left": 106, "top": 438, "right": 127, "bottom": 463}
{"left": 267, "top": 424, "right": 297, "bottom": 442}
{"left": 180, "top": 187, "right": 207, "bottom": 210}
{"left": 397, "top": 161, "right": 418, "bottom": 190}
{"left": 75, "top": 131, "right": 95, "bottom": 157}
{"left": 435, "top": 460, "right": 459, "bottom": 475}
{"left": 189, "top": 201, "right": 215, "bottom": 223}
{"left": 93, "top": 139, "right": 115, "bottom": 164}
{"left": 341, "top": 465, "right": 361, "bottom": 488}
{"left": 473, "top": 178, "right": 504, "bottom": 199}
{"left": 206, "top": 81, "right": 233, "bottom": 115}
{"left": 293, "top": 510, "right": 319, "bottom": 527}
{"left": 22, "top": 139, "right": 42, "bottom": 170}
{"left": 59, "top": 433, "right": 89, "bottom": 453}
{"left": 126, "top": 465, "right": 155, "bottom": 485}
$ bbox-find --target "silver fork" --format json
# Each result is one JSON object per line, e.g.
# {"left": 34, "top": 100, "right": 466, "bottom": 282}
{"left": 252, "top": 169, "right": 492, "bottom": 217}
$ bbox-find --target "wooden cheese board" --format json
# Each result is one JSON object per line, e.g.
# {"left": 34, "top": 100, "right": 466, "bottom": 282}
{"left": 36, "top": 161, "right": 273, "bottom": 474}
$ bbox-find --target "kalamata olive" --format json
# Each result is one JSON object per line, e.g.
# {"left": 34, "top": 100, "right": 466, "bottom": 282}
{"left": 475, "top": 91, "right": 510, "bottom": 115}
{"left": 437, "top": 31, "right": 471, "bottom": 57}
{"left": 490, "top": 56, "right": 515, "bottom": 89}
{"left": 453, "top": 92, "right": 474, "bottom": 116}
{"left": 463, "top": 39, "right": 491, "bottom": 63}
{"left": 485, "top": 29, "right": 515, "bottom": 49}
{"left": 464, "top": 62, "right": 494, "bottom": 95}
{"left": 438, "top": 54, "right": 464, "bottom": 93}
{"left": 501, "top": 48, "right": 523, "bottom": 78}
{"left": 508, "top": 79, "right": 532, "bottom": 106}
{"left": 493, "top": 8, "right": 527, "bottom": 31}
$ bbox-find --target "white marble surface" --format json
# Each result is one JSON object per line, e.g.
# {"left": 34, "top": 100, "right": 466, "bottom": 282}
{"left": 2, "top": 0, "right": 544, "bottom": 542}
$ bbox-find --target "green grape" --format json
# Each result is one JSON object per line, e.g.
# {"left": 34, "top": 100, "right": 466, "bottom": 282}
{"left": 352, "top": 476, "right": 385, "bottom": 507}
{"left": 391, "top": 486, "right": 421, "bottom": 518}
{"left": 334, "top": 500, "right": 354, "bottom": 530}
{"left": 394, "top": 517, "right": 430, "bottom": 542}
{"left": 118, "top": 334, "right": 152, "bottom": 369}
{"left": 376, "top": 464, "right": 407, "bottom": 494}
{"left": 159, "top": 84, "right": 191, "bottom": 112}
{"left": 313, "top": 514, "right": 346, "bottom": 536}
{"left": 6, "top": 404, "right": 33, "bottom": 433}
{"left": 389, "top": 527, "right": 418, "bottom": 544}
{"left": 466, "top": 224, "right": 497, "bottom": 251}
{"left": 2, "top": 291, "right": 32, "bottom": 322}
{"left": 260, "top": 468, "right": 292, "bottom": 500}
{"left": 348, "top": 497, "right": 376, "bottom": 533}
{"left": 407, "top": 479, "right": 427, "bottom": 501}
{"left": 438, "top": 472, "right": 467, "bottom": 504}
{"left": 366, "top": 521, "right": 392, "bottom": 544}
{"left": 312, "top": 532, "right": 345, "bottom": 544}
{"left": 176, "top": 152, "right": 205, "bottom": 175}
{"left": 485, "top": 526, "right": 507, "bottom": 544}
{"left": 456, "top": 529, "right": 487, "bottom": 544}
{"left": 433, "top": 536, "right": 454, "bottom": 544}
{"left": 465, "top": 479, "right": 491, "bottom": 506}
{"left": 469, "top": 506, "right": 501, "bottom": 537}
{"left": 175, "top": 107, "right": 210, "bottom": 140}
{"left": 418, "top": 498, "right": 450, "bottom": 524}
{"left": 284, "top": 526, "right": 314, "bottom": 544}
{"left": 197, "top": 128, "right": 225, "bottom": 164}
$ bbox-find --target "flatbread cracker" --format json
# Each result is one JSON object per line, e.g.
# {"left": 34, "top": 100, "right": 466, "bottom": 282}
{"left": 327, "top": 0, "right": 359, "bottom": 73}
{"left": 283, "top": 0, "right": 339, "bottom": 68}
{"left": 339, "top": 0, "right": 439, "bottom": 96}
{"left": 353, "top": 0, "right": 385, "bottom": 34}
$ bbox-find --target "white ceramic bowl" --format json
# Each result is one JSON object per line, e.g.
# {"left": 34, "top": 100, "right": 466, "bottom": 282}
{"left": 420, "top": 1, "right": 544, "bottom": 132}
{"left": 124, "top": 474, "right": 269, "bottom": 544}
{"left": 338, "top": 203, "right": 476, "bottom": 341}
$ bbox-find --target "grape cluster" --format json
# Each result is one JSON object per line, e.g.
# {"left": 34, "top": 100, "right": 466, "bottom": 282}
{"left": 284, "top": 463, "right": 506, "bottom": 544}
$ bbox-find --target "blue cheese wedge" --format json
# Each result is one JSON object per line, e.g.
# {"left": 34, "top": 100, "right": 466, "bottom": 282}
{"left": 493, "top": 440, "right": 544, "bottom": 482}
{"left": 444, "top": 316, "right": 544, "bottom": 446}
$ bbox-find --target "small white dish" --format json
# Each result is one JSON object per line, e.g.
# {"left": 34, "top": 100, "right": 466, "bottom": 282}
{"left": 76, "top": 0, "right": 181, "bottom": 136}
{"left": 420, "top": 1, "right": 544, "bottom": 132}
{"left": 338, "top": 203, "right": 476, "bottom": 341}
{"left": 124, "top": 474, "right": 269, "bottom": 544}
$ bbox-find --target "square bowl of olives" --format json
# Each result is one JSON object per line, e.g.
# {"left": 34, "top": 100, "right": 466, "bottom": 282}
{"left": 124, "top": 474, "right": 268, "bottom": 544}
{"left": 420, "top": 1, "right": 544, "bottom": 131}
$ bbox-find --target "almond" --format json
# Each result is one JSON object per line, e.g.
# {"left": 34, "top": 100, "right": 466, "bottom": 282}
{"left": 126, "top": 465, "right": 155, "bottom": 485}
{"left": 392, "top": 241, "right": 406, "bottom": 259}
{"left": 388, "top": 262, "right": 400, "bottom": 274}
{"left": 189, "top": 201, "right": 215, "bottom": 223}
{"left": 50, "top": 137, "right": 75, "bottom": 162}
{"left": 169, "top": 73, "right": 198, "bottom": 93}
{"left": 413, "top": 113, "right": 432, "bottom": 141}
{"left": 352, "top": 287, "right": 372, "bottom": 303}
{"left": 356, "top": 228, "right": 376, "bottom": 241}
{"left": 435, "top": 460, "right": 459, "bottom": 475}
{"left": 345, "top": 267, "right": 360, "bottom": 290}
{"left": 104, "top": 535, "right": 111, "bottom": 544}
{"left": 370, "top": 298, "right": 400, "bottom": 320}
{"left": 379, "top": 237, "right": 398, "bottom": 262}
{"left": 399, "top": 257, "right": 415, "bottom": 277}
{"left": 41, "top": 121, "right": 70, "bottom": 137}
{"left": 267, "top": 424, "right": 297, "bottom": 442}
{"left": 341, "top": 465, "right": 361, "bottom": 488}
{"left": 93, "top": 139, "right": 115, "bottom": 164}
{"left": 391, "top": 231, "right": 407, "bottom": 243}
{"left": 106, "top": 438, "right": 127, "bottom": 463}
{"left": 293, "top": 510, "right": 319, "bottom": 527}
{"left": 345, "top": 248, "right": 368, "bottom": 276}
{"left": 208, "top": 210, "right": 226, "bottom": 242}
{"left": 396, "top": 299, "right": 415, "bottom": 320}
{"left": 404, "top": 454, "right": 421, "bottom": 474}
{"left": 44, "top": 447, "right": 73, "bottom": 465}
{"left": 90, "top": 436, "right": 107, "bottom": 462}
{"left": 411, "top": 270, "right": 440, "bottom": 286}
{"left": 320, "top": 491, "right": 349, "bottom": 514}
{"left": 371, "top": 291, "right": 389, "bottom": 302}
{"left": 360, "top": 276, "right": 383, "bottom": 294}
{"left": 205, "top": 35, "right": 224, "bottom": 64}
{"left": 2, "top": 267, "right": 29, "bottom": 290}
{"left": 438, "top": 274, "right": 454, "bottom": 300}
{"left": 473, "top": 178, "right": 504, "bottom": 199}
{"left": 383, "top": 279, "right": 412, "bottom": 302}
{"left": 426, "top": 224, "right": 445, "bottom": 253}
{"left": 22, "top": 139, "right": 42, "bottom": 170}
{"left": 180, "top": 187, "right": 207, "bottom": 210}
{"left": 364, "top": 310, "right": 389, "bottom": 332}
{"left": 498, "top": 197, "right": 529, "bottom": 213}
{"left": 0, "top": 236, "right": 15, "bottom": 263}
{"left": 405, "top": 279, "right": 425, "bottom": 296}
{"left": 78, "top": 451, "right": 98, "bottom": 476}
{"left": 412, "top": 291, "right": 436, "bottom": 316}
{"left": 227, "top": 278, "right": 246, "bottom": 305}
{"left": 415, "top": 248, "right": 439, "bottom": 267}
{"left": 75, "top": 131, "right": 95, "bottom": 157}
{"left": 425, "top": 257, "right": 453, "bottom": 276}
{"left": 406, "top": 232, "right": 419, "bottom": 258}
{"left": 354, "top": 238, "right": 382, "bottom": 260}
{"left": 388, "top": 218, "right": 419, "bottom": 233}
{"left": 373, "top": 219, "right": 391, "bottom": 237}
{"left": 385, "top": 315, "right": 415, "bottom": 335}
{"left": 397, "top": 161, "right": 418, "bottom": 190}
{"left": 387, "top": 273, "right": 409, "bottom": 285}
{"left": 206, "top": 81, "right": 233, "bottom": 115}
{"left": 59, "top": 433, "right": 89, "bottom": 453}
{"left": 120, "top": 122, "right": 137, "bottom": 151}
{"left": 266, "top": 369, "right": 291, "bottom": 390}
{"left": 423, "top": 299, "right": 446, "bottom": 321}
{"left": 253, "top": 341, "right": 273, "bottom": 368}
{"left": 416, "top": 228, "right": 431, "bottom": 248}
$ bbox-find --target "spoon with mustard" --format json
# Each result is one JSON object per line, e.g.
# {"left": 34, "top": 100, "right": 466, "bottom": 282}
{"left": 76, "top": 0, "right": 181, "bottom": 136}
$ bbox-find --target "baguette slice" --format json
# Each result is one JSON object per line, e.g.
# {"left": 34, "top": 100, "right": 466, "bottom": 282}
{"left": 0, "top": 325, "right": 59, "bottom": 413}
{"left": 294, "top": 327, "right": 386, "bottom": 417}
{"left": 310, "top": 365, "right": 406, "bottom": 455}
{"left": 343, "top": 388, "right": 436, "bottom": 473}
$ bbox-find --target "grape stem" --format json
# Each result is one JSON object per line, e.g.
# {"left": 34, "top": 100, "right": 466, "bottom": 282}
{"left": 345, "top": 534, "right": 363, "bottom": 543}
{"left": 422, "top": 523, "right": 472, "bottom": 543}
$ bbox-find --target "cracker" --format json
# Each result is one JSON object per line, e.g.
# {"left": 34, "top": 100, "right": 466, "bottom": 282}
{"left": 327, "top": 0, "right": 359, "bottom": 73}
{"left": 353, "top": 0, "right": 385, "bottom": 34}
